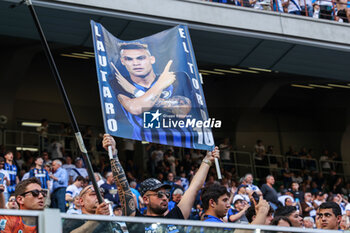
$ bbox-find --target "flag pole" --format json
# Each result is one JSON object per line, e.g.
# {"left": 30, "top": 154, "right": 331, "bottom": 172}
{"left": 24, "top": 0, "right": 103, "bottom": 204}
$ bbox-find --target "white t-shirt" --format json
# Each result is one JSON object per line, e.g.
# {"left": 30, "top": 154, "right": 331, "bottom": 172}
{"left": 66, "top": 184, "right": 82, "bottom": 208}
{"left": 0, "top": 169, "right": 10, "bottom": 193}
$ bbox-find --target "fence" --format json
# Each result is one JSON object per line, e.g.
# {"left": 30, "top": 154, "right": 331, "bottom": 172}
{"left": 0, "top": 208, "right": 341, "bottom": 233}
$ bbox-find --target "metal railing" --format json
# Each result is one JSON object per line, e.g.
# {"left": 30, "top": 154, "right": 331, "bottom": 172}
{"left": 221, "top": 150, "right": 350, "bottom": 179}
{"left": 0, "top": 209, "right": 339, "bottom": 233}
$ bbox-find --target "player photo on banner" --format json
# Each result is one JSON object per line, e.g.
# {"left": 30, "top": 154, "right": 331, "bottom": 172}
{"left": 91, "top": 20, "right": 221, "bottom": 151}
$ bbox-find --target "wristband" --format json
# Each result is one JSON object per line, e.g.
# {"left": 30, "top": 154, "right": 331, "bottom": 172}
{"left": 202, "top": 158, "right": 212, "bottom": 167}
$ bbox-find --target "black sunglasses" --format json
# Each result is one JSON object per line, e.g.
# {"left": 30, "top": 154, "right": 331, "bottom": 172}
{"left": 20, "top": 189, "right": 47, "bottom": 198}
{"left": 147, "top": 191, "right": 170, "bottom": 199}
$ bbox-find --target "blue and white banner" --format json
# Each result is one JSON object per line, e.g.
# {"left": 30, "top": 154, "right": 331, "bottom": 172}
{"left": 91, "top": 21, "right": 219, "bottom": 151}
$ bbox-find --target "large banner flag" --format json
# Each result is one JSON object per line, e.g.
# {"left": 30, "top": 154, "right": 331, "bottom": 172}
{"left": 91, "top": 21, "right": 220, "bottom": 151}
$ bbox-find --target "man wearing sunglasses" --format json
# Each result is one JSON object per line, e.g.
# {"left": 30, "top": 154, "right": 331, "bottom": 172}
{"left": 0, "top": 177, "right": 46, "bottom": 232}
{"left": 102, "top": 134, "right": 220, "bottom": 232}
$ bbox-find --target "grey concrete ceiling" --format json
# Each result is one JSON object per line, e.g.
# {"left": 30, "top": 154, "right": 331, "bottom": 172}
{"left": 1, "top": 0, "right": 349, "bottom": 82}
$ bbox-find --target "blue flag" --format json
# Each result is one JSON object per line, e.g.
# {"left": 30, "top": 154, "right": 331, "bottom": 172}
{"left": 91, "top": 21, "right": 219, "bottom": 151}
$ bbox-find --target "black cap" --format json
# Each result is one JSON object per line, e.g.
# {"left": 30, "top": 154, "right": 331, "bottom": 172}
{"left": 75, "top": 157, "right": 82, "bottom": 162}
{"left": 140, "top": 178, "right": 171, "bottom": 196}
{"left": 174, "top": 176, "right": 181, "bottom": 182}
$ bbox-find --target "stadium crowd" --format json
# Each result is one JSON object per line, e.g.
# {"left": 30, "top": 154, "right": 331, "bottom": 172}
{"left": 203, "top": 0, "right": 350, "bottom": 23}
{"left": 0, "top": 130, "right": 349, "bottom": 232}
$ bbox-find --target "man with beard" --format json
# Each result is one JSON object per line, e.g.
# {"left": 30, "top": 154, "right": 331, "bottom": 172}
{"left": 102, "top": 134, "right": 220, "bottom": 232}
{"left": 63, "top": 185, "right": 122, "bottom": 233}
{"left": 0, "top": 177, "right": 46, "bottom": 232}
{"left": 201, "top": 184, "right": 231, "bottom": 222}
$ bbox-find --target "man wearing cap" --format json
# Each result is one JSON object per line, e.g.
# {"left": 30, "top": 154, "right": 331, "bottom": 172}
{"left": 102, "top": 133, "right": 219, "bottom": 222}
{"left": 235, "top": 184, "right": 250, "bottom": 203}
{"left": 228, "top": 196, "right": 249, "bottom": 223}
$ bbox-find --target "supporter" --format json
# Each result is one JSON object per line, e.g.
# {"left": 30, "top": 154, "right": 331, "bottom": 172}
{"left": 316, "top": 202, "right": 341, "bottom": 230}
{"left": 113, "top": 205, "right": 122, "bottom": 216}
{"left": 313, "top": 2, "right": 321, "bottom": 18}
{"left": 301, "top": 192, "right": 316, "bottom": 218}
{"left": 164, "top": 172, "right": 175, "bottom": 186}
{"left": 62, "top": 155, "right": 76, "bottom": 176}
{"left": 102, "top": 134, "right": 219, "bottom": 223}
{"left": 65, "top": 176, "right": 85, "bottom": 209}
{"left": 66, "top": 195, "right": 82, "bottom": 214}
{"left": 290, "top": 182, "right": 303, "bottom": 201}
{"left": 330, "top": 193, "right": 346, "bottom": 214}
{"left": 5, "top": 194, "right": 18, "bottom": 209}
{"left": 29, "top": 156, "right": 51, "bottom": 190}
{"left": 227, "top": 196, "right": 249, "bottom": 223}
{"left": 270, "top": 216, "right": 292, "bottom": 226}
{"left": 168, "top": 188, "right": 183, "bottom": 211}
{"left": 101, "top": 172, "right": 120, "bottom": 205}
{"left": 278, "top": 189, "right": 295, "bottom": 206}
{"left": 244, "top": 173, "right": 262, "bottom": 195}
{"left": 303, "top": 216, "right": 315, "bottom": 228}
{"left": 254, "top": 139, "right": 266, "bottom": 160}
{"left": 235, "top": 184, "right": 250, "bottom": 203}
{"left": 320, "top": 150, "right": 331, "bottom": 171}
{"left": 49, "top": 138, "right": 64, "bottom": 160}
{"left": 274, "top": 206, "right": 303, "bottom": 227}
{"left": 50, "top": 159, "right": 68, "bottom": 212}
{"left": 340, "top": 214, "right": 350, "bottom": 230}
{"left": 281, "top": 162, "right": 293, "bottom": 187}
{"left": 42, "top": 151, "right": 52, "bottom": 166}
{"left": 130, "top": 181, "right": 143, "bottom": 210}
{"left": 0, "top": 157, "right": 10, "bottom": 201}
{"left": 0, "top": 177, "right": 46, "bottom": 232}
{"left": 261, "top": 175, "right": 279, "bottom": 209}
{"left": 201, "top": 184, "right": 230, "bottom": 222}
{"left": 69, "top": 157, "right": 89, "bottom": 183}
{"left": 244, "top": 198, "right": 274, "bottom": 225}
{"left": 63, "top": 185, "right": 123, "bottom": 233}
{"left": 94, "top": 172, "right": 105, "bottom": 187}
{"left": 180, "top": 172, "right": 189, "bottom": 191}
{"left": 4, "top": 150, "right": 19, "bottom": 198}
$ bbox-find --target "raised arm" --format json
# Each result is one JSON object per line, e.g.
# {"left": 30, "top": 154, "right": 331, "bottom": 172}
{"left": 102, "top": 134, "right": 136, "bottom": 216}
{"left": 177, "top": 147, "right": 220, "bottom": 219}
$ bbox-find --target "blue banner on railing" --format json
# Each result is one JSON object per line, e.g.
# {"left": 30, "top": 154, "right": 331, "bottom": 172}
{"left": 91, "top": 21, "right": 220, "bottom": 150}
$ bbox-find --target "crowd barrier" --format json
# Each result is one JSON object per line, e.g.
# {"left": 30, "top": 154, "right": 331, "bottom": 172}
{"left": 0, "top": 208, "right": 341, "bottom": 233}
